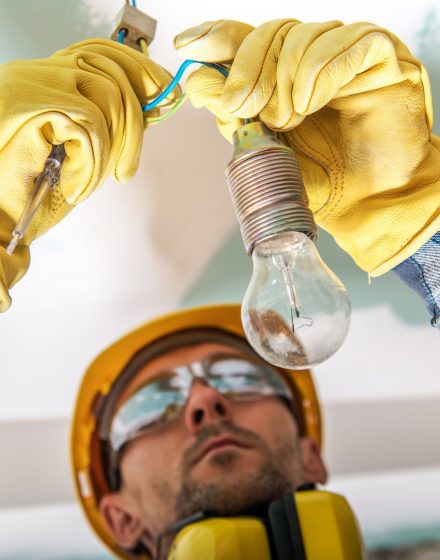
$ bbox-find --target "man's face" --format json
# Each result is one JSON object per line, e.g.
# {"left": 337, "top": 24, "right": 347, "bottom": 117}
{"left": 99, "top": 342, "right": 327, "bottom": 556}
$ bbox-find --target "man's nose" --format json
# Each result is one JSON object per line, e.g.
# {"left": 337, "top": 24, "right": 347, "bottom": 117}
{"left": 184, "top": 380, "right": 233, "bottom": 433}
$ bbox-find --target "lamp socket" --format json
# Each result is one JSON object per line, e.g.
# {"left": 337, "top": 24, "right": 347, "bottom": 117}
{"left": 110, "top": 4, "right": 157, "bottom": 51}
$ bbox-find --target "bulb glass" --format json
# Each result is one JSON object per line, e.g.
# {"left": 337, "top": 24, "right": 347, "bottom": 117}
{"left": 242, "top": 231, "right": 351, "bottom": 369}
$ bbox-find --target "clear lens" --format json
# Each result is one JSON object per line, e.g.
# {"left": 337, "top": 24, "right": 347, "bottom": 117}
{"left": 110, "top": 372, "right": 190, "bottom": 451}
{"left": 208, "top": 357, "right": 292, "bottom": 400}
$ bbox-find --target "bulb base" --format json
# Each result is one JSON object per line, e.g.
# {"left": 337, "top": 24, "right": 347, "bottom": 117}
{"left": 225, "top": 122, "right": 317, "bottom": 255}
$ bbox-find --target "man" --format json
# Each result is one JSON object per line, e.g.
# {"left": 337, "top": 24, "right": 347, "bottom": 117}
{"left": 71, "top": 304, "right": 329, "bottom": 559}
{"left": 1, "top": 13, "right": 432, "bottom": 558}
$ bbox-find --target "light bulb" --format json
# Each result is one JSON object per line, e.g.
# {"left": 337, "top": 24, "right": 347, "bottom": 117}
{"left": 225, "top": 121, "right": 351, "bottom": 369}
{"left": 242, "top": 231, "right": 351, "bottom": 368}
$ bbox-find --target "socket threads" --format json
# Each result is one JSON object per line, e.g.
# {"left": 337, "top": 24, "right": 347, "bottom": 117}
{"left": 225, "top": 122, "right": 317, "bottom": 255}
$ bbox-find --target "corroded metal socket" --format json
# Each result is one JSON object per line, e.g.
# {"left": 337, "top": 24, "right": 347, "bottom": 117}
{"left": 110, "top": 4, "right": 157, "bottom": 51}
{"left": 225, "top": 122, "right": 317, "bottom": 255}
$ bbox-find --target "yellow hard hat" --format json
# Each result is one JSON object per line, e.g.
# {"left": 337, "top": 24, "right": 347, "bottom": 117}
{"left": 71, "top": 304, "right": 322, "bottom": 560}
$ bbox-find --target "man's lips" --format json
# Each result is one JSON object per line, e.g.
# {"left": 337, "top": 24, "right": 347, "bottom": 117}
{"left": 192, "top": 435, "right": 251, "bottom": 465}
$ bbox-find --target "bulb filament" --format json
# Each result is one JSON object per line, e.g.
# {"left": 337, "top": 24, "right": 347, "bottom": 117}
{"left": 276, "top": 255, "right": 313, "bottom": 332}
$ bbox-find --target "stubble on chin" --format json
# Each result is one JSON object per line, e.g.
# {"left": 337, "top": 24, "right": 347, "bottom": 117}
{"left": 205, "top": 447, "right": 243, "bottom": 468}
{"left": 173, "top": 422, "right": 300, "bottom": 520}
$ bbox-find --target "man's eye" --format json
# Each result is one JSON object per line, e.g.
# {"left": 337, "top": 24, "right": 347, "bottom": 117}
{"left": 161, "top": 402, "right": 180, "bottom": 422}
{"left": 147, "top": 373, "right": 188, "bottom": 393}
{"left": 226, "top": 389, "right": 264, "bottom": 401}
{"left": 222, "top": 372, "right": 265, "bottom": 386}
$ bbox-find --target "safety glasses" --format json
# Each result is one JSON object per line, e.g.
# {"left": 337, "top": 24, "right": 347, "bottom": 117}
{"left": 109, "top": 352, "right": 293, "bottom": 453}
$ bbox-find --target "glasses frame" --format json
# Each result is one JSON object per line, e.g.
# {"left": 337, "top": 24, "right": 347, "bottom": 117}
{"left": 109, "top": 351, "right": 293, "bottom": 452}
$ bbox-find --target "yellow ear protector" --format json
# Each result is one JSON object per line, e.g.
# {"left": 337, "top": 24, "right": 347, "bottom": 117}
{"left": 167, "top": 488, "right": 366, "bottom": 560}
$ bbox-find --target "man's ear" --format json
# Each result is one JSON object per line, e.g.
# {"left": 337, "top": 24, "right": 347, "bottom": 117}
{"left": 99, "top": 493, "right": 147, "bottom": 549}
{"left": 299, "top": 437, "right": 328, "bottom": 485}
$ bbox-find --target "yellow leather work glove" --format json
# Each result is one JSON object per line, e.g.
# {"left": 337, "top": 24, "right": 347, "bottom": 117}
{"left": 0, "top": 38, "right": 179, "bottom": 312}
{"left": 175, "top": 20, "right": 440, "bottom": 276}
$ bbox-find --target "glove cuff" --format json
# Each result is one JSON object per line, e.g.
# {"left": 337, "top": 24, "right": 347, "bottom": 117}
{"left": 369, "top": 210, "right": 440, "bottom": 277}
{"left": 0, "top": 242, "right": 30, "bottom": 312}
{"left": 0, "top": 285, "right": 11, "bottom": 312}
{"left": 0, "top": 256, "right": 12, "bottom": 312}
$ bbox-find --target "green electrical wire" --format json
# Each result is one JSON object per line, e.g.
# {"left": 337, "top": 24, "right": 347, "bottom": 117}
{"left": 145, "top": 93, "right": 188, "bottom": 124}
{"left": 118, "top": 27, "right": 227, "bottom": 126}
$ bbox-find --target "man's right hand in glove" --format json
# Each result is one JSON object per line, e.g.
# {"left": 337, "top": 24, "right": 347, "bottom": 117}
{"left": 0, "top": 39, "right": 179, "bottom": 312}
{"left": 175, "top": 19, "right": 440, "bottom": 277}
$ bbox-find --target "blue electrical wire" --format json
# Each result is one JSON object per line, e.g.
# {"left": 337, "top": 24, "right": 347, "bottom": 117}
{"left": 142, "top": 59, "right": 228, "bottom": 112}
{"left": 115, "top": 29, "right": 229, "bottom": 117}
